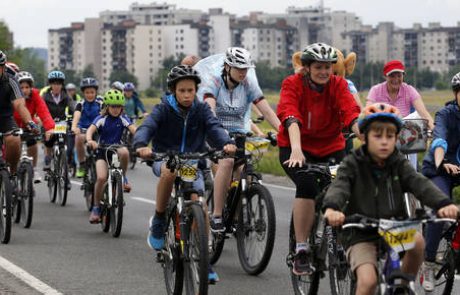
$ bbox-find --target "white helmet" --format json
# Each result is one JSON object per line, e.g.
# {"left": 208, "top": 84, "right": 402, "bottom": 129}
{"left": 451, "top": 72, "right": 460, "bottom": 92}
{"left": 224, "top": 47, "right": 254, "bottom": 69}
{"left": 17, "top": 71, "right": 34, "bottom": 84}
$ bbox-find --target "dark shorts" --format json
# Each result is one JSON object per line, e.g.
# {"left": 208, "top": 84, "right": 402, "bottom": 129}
{"left": 0, "top": 117, "right": 17, "bottom": 134}
{"left": 95, "top": 148, "right": 116, "bottom": 164}
{"left": 279, "top": 147, "right": 345, "bottom": 199}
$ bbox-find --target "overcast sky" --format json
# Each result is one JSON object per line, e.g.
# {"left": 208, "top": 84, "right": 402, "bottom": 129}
{"left": 3, "top": 0, "right": 460, "bottom": 48}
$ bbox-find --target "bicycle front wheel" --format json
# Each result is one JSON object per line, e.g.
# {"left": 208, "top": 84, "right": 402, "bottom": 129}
{"left": 57, "top": 150, "right": 69, "bottom": 206}
{"left": 423, "top": 236, "right": 456, "bottom": 295}
{"left": 110, "top": 172, "right": 124, "bottom": 238}
{"left": 0, "top": 170, "right": 12, "bottom": 244}
{"left": 236, "top": 183, "right": 276, "bottom": 275}
{"left": 327, "top": 226, "right": 353, "bottom": 295}
{"left": 47, "top": 159, "right": 57, "bottom": 203}
{"left": 19, "top": 162, "right": 34, "bottom": 228}
{"left": 206, "top": 187, "right": 226, "bottom": 265}
{"left": 289, "top": 215, "right": 320, "bottom": 295}
{"left": 84, "top": 160, "right": 96, "bottom": 212}
{"left": 183, "top": 203, "right": 209, "bottom": 295}
{"left": 163, "top": 207, "right": 184, "bottom": 295}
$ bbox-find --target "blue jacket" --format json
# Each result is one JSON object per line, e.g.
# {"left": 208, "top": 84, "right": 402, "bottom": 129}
{"left": 422, "top": 99, "right": 460, "bottom": 177}
{"left": 133, "top": 94, "right": 233, "bottom": 153}
{"left": 132, "top": 92, "right": 147, "bottom": 114}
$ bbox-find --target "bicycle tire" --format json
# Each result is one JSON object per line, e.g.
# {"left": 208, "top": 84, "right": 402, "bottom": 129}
{"left": 206, "top": 187, "right": 225, "bottom": 265}
{"left": 0, "top": 170, "right": 12, "bottom": 244}
{"left": 19, "top": 162, "right": 34, "bottom": 228}
{"left": 327, "top": 226, "right": 352, "bottom": 295}
{"left": 183, "top": 203, "right": 209, "bottom": 295}
{"left": 47, "top": 159, "right": 57, "bottom": 203}
{"left": 110, "top": 172, "right": 124, "bottom": 238}
{"left": 163, "top": 207, "right": 184, "bottom": 295}
{"left": 57, "top": 150, "right": 68, "bottom": 206}
{"left": 13, "top": 191, "right": 20, "bottom": 224}
{"left": 84, "top": 160, "right": 96, "bottom": 212}
{"left": 236, "top": 183, "right": 276, "bottom": 275}
{"left": 129, "top": 150, "right": 137, "bottom": 170}
{"left": 101, "top": 184, "right": 110, "bottom": 233}
{"left": 289, "top": 215, "right": 320, "bottom": 295}
{"left": 425, "top": 237, "right": 456, "bottom": 295}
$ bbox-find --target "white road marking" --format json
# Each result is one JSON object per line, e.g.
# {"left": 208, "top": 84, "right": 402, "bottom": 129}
{"left": 131, "top": 197, "right": 156, "bottom": 205}
{"left": 0, "top": 256, "right": 63, "bottom": 294}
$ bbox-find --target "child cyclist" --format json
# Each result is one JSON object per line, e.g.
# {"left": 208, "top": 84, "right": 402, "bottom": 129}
{"left": 134, "top": 65, "right": 236, "bottom": 283}
{"left": 71, "top": 77, "right": 103, "bottom": 178}
{"left": 323, "top": 103, "right": 458, "bottom": 295}
{"left": 86, "top": 90, "right": 136, "bottom": 224}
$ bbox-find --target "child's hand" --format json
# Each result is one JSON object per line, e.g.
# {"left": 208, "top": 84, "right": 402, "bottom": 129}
{"left": 324, "top": 208, "right": 345, "bottom": 227}
{"left": 283, "top": 148, "right": 305, "bottom": 168}
{"left": 87, "top": 140, "right": 98, "bottom": 150}
{"left": 136, "top": 147, "right": 152, "bottom": 159}
{"left": 437, "top": 204, "right": 459, "bottom": 219}
{"left": 442, "top": 163, "right": 460, "bottom": 175}
{"left": 223, "top": 144, "right": 237, "bottom": 155}
{"left": 45, "top": 130, "right": 53, "bottom": 141}
{"left": 72, "top": 127, "right": 81, "bottom": 135}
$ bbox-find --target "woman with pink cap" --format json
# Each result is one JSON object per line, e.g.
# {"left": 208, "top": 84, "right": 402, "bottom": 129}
{"left": 366, "top": 60, "right": 434, "bottom": 130}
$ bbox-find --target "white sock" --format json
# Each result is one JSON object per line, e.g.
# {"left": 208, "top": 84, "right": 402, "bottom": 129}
{"left": 296, "top": 242, "right": 308, "bottom": 253}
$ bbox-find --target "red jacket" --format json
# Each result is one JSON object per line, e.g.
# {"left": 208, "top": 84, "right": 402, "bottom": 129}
{"left": 277, "top": 74, "right": 360, "bottom": 157}
{"left": 14, "top": 88, "right": 55, "bottom": 131}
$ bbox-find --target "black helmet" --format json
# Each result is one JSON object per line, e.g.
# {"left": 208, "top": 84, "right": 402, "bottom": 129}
{"left": 80, "top": 77, "right": 99, "bottom": 91}
{"left": 166, "top": 65, "right": 201, "bottom": 90}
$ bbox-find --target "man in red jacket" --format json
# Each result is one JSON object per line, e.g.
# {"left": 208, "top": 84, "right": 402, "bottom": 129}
{"left": 14, "top": 71, "right": 55, "bottom": 182}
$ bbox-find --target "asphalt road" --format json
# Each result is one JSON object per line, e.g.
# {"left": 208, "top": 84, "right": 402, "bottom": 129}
{"left": 0, "top": 161, "right": 458, "bottom": 294}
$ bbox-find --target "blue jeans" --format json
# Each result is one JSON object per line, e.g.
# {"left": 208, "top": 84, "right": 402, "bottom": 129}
{"left": 424, "top": 175, "right": 453, "bottom": 261}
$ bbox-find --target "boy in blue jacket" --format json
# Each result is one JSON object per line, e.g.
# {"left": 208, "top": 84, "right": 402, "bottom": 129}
{"left": 134, "top": 65, "right": 236, "bottom": 283}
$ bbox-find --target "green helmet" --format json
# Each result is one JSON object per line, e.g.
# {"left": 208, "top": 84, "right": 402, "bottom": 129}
{"left": 301, "top": 43, "right": 338, "bottom": 64}
{"left": 103, "top": 90, "right": 125, "bottom": 106}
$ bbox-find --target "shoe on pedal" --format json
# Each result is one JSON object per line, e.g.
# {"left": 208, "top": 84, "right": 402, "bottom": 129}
{"left": 292, "top": 249, "right": 315, "bottom": 276}
{"left": 76, "top": 167, "right": 86, "bottom": 178}
{"left": 210, "top": 216, "right": 225, "bottom": 233}
{"left": 208, "top": 266, "right": 219, "bottom": 284}
{"left": 147, "top": 215, "right": 166, "bottom": 250}
{"left": 33, "top": 169, "right": 42, "bottom": 184}
{"left": 422, "top": 261, "right": 435, "bottom": 292}
{"left": 89, "top": 207, "right": 101, "bottom": 224}
{"left": 123, "top": 176, "right": 131, "bottom": 193}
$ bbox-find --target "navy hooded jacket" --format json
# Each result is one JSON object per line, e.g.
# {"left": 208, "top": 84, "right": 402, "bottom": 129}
{"left": 133, "top": 94, "right": 233, "bottom": 152}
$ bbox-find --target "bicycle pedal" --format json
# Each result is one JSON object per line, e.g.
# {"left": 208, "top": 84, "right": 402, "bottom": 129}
{"left": 156, "top": 252, "right": 165, "bottom": 263}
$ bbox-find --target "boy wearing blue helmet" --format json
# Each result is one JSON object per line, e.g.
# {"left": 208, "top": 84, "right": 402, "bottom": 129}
{"left": 322, "top": 103, "right": 458, "bottom": 295}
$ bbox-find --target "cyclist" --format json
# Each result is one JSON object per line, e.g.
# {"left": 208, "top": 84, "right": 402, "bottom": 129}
{"left": 111, "top": 81, "right": 124, "bottom": 92}
{"left": 197, "top": 47, "right": 280, "bottom": 232}
{"left": 71, "top": 77, "right": 103, "bottom": 178}
{"left": 277, "top": 43, "right": 361, "bottom": 275}
{"left": 134, "top": 65, "right": 236, "bottom": 283}
{"left": 42, "top": 70, "right": 75, "bottom": 172}
{"left": 86, "top": 90, "right": 136, "bottom": 223}
{"left": 123, "top": 82, "right": 148, "bottom": 118}
{"left": 0, "top": 50, "right": 38, "bottom": 176}
{"left": 13, "top": 71, "right": 55, "bottom": 183}
{"left": 323, "top": 103, "right": 458, "bottom": 295}
{"left": 421, "top": 72, "right": 460, "bottom": 291}
{"left": 65, "top": 83, "right": 82, "bottom": 102}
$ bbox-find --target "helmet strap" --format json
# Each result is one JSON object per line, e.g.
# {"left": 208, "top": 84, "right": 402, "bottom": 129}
{"left": 305, "top": 73, "right": 325, "bottom": 93}
{"left": 224, "top": 67, "right": 240, "bottom": 89}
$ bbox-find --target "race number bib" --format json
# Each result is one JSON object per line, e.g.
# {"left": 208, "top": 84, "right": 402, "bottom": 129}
{"left": 54, "top": 122, "right": 67, "bottom": 134}
{"left": 178, "top": 160, "right": 199, "bottom": 182}
{"left": 378, "top": 219, "right": 418, "bottom": 253}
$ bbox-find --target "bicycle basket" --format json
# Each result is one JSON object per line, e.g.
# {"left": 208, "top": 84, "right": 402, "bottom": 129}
{"left": 178, "top": 160, "right": 199, "bottom": 182}
{"left": 396, "top": 119, "right": 428, "bottom": 154}
{"left": 378, "top": 219, "right": 418, "bottom": 253}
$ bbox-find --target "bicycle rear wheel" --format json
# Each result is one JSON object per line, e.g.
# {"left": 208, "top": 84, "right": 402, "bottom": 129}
{"left": 19, "top": 162, "right": 34, "bottom": 228}
{"left": 327, "top": 226, "right": 353, "bottom": 295}
{"left": 206, "top": 187, "right": 226, "bottom": 265}
{"left": 0, "top": 170, "right": 12, "bottom": 244}
{"left": 110, "top": 172, "right": 124, "bottom": 238}
{"left": 236, "top": 183, "right": 276, "bottom": 275}
{"left": 183, "top": 203, "right": 209, "bottom": 295}
{"left": 163, "top": 207, "right": 184, "bottom": 295}
{"left": 84, "top": 160, "right": 96, "bottom": 212}
{"left": 57, "top": 150, "right": 68, "bottom": 206}
{"left": 289, "top": 215, "right": 320, "bottom": 295}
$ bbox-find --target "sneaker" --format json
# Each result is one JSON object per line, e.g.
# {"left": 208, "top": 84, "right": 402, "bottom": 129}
{"left": 76, "top": 167, "right": 86, "bottom": 178}
{"left": 123, "top": 176, "right": 131, "bottom": 193}
{"left": 89, "top": 207, "right": 101, "bottom": 224}
{"left": 422, "top": 261, "right": 435, "bottom": 292}
{"left": 33, "top": 170, "right": 42, "bottom": 184}
{"left": 210, "top": 217, "right": 225, "bottom": 233}
{"left": 292, "top": 249, "right": 315, "bottom": 276}
{"left": 208, "top": 265, "right": 219, "bottom": 284}
{"left": 147, "top": 215, "right": 166, "bottom": 250}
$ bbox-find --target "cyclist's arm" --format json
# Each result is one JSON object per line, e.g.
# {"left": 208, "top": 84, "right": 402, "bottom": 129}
{"left": 365, "top": 85, "right": 378, "bottom": 106}
{"left": 203, "top": 93, "right": 217, "bottom": 115}
{"left": 322, "top": 157, "right": 355, "bottom": 212}
{"left": 412, "top": 97, "right": 434, "bottom": 130}
{"left": 127, "top": 123, "right": 137, "bottom": 135}
{"left": 32, "top": 89, "right": 55, "bottom": 131}
{"left": 133, "top": 93, "right": 147, "bottom": 113}
{"left": 85, "top": 124, "right": 97, "bottom": 142}
{"left": 254, "top": 99, "right": 280, "bottom": 132}
{"left": 13, "top": 98, "right": 33, "bottom": 124}
{"left": 203, "top": 103, "right": 234, "bottom": 149}
{"left": 133, "top": 105, "right": 162, "bottom": 149}
{"left": 72, "top": 111, "right": 81, "bottom": 131}
{"left": 430, "top": 109, "right": 449, "bottom": 168}
{"left": 336, "top": 78, "right": 360, "bottom": 134}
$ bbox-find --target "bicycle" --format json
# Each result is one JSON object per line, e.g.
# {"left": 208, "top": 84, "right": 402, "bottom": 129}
{"left": 206, "top": 132, "right": 277, "bottom": 275}
{"left": 45, "top": 119, "right": 71, "bottom": 206}
{"left": 286, "top": 162, "right": 352, "bottom": 295}
{"left": 0, "top": 130, "right": 17, "bottom": 244}
{"left": 122, "top": 117, "right": 138, "bottom": 170}
{"left": 98, "top": 144, "right": 126, "bottom": 238}
{"left": 81, "top": 144, "right": 97, "bottom": 211}
{"left": 12, "top": 129, "right": 34, "bottom": 228}
{"left": 343, "top": 211, "right": 456, "bottom": 295}
{"left": 147, "top": 150, "right": 222, "bottom": 295}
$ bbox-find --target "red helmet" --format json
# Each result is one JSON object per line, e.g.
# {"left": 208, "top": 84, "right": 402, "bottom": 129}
{"left": 6, "top": 62, "right": 20, "bottom": 73}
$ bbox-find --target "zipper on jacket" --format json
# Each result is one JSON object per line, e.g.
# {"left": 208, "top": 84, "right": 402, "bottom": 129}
{"left": 180, "top": 113, "right": 189, "bottom": 153}
{"left": 386, "top": 177, "right": 396, "bottom": 211}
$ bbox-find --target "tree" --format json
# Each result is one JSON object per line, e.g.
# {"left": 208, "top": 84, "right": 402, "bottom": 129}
{"left": 18, "top": 48, "right": 46, "bottom": 88}
{"left": 82, "top": 64, "right": 96, "bottom": 79}
{"left": 152, "top": 54, "right": 186, "bottom": 91}
{"left": 0, "top": 21, "right": 13, "bottom": 52}
{"left": 109, "top": 70, "right": 138, "bottom": 86}
{"left": 255, "top": 61, "right": 292, "bottom": 91}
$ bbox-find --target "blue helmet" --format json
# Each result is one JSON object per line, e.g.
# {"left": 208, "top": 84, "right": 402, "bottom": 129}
{"left": 80, "top": 77, "right": 99, "bottom": 91}
{"left": 358, "top": 103, "right": 403, "bottom": 133}
{"left": 123, "top": 82, "right": 135, "bottom": 91}
{"left": 48, "top": 70, "right": 65, "bottom": 82}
